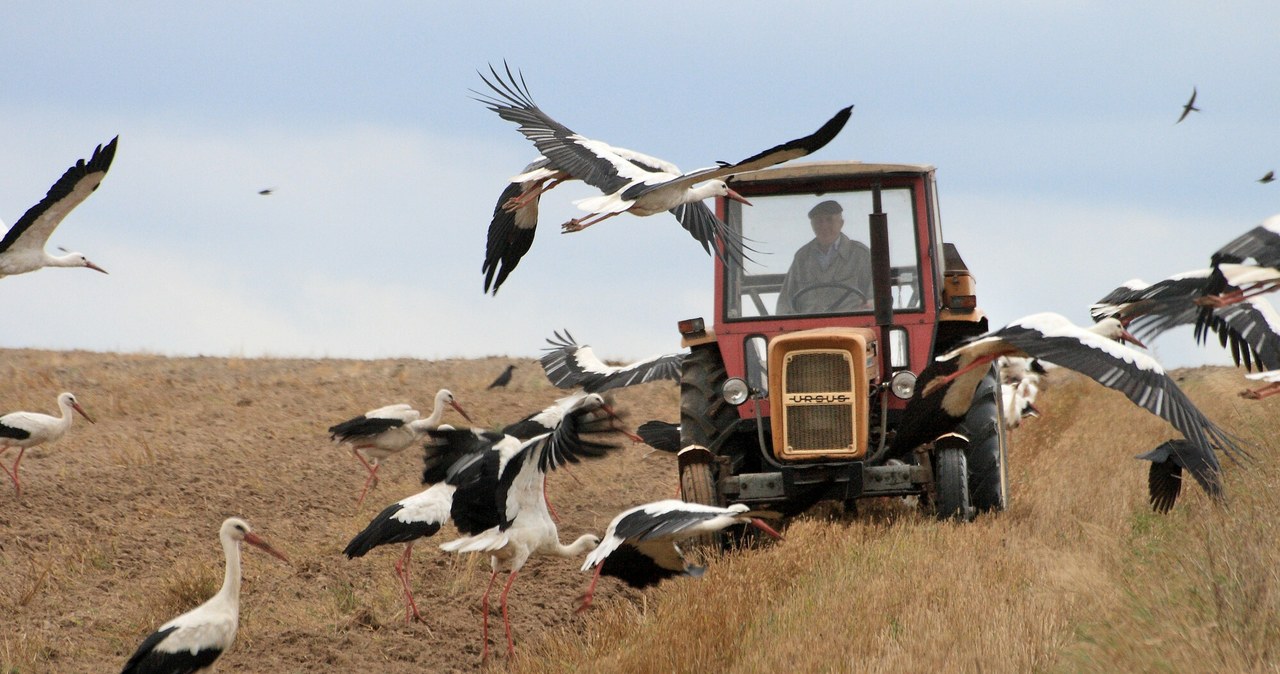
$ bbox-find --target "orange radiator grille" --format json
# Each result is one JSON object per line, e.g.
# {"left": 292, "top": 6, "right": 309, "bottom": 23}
{"left": 785, "top": 352, "right": 853, "bottom": 392}
{"left": 785, "top": 404, "right": 855, "bottom": 451}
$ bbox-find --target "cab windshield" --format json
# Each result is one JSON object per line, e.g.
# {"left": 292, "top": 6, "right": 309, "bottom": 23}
{"left": 724, "top": 187, "right": 922, "bottom": 320}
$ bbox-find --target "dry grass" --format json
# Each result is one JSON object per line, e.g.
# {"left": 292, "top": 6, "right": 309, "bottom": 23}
{"left": 511, "top": 367, "right": 1280, "bottom": 674}
{"left": 2, "top": 350, "right": 1277, "bottom": 673}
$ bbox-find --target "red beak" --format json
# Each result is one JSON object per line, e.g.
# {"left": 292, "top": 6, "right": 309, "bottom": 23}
{"left": 749, "top": 518, "right": 783, "bottom": 540}
{"left": 1119, "top": 329, "right": 1147, "bottom": 350}
{"left": 726, "top": 189, "right": 752, "bottom": 206}
{"left": 72, "top": 402, "right": 96, "bottom": 424}
{"left": 450, "top": 402, "right": 474, "bottom": 424}
{"left": 86, "top": 261, "right": 109, "bottom": 274}
{"left": 244, "top": 532, "right": 290, "bottom": 563}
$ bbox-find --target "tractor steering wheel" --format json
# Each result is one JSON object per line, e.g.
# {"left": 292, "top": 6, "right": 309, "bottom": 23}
{"left": 789, "top": 282, "right": 870, "bottom": 313}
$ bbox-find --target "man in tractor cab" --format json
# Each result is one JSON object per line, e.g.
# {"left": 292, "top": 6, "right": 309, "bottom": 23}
{"left": 775, "top": 199, "right": 873, "bottom": 315}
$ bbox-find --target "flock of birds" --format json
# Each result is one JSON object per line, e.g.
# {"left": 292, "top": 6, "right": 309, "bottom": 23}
{"left": 2, "top": 71, "right": 1276, "bottom": 671}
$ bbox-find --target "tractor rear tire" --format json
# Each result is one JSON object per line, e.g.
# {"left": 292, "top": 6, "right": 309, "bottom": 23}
{"left": 934, "top": 446, "right": 974, "bottom": 521}
{"left": 961, "top": 366, "right": 1009, "bottom": 513}
{"left": 679, "top": 346, "right": 739, "bottom": 449}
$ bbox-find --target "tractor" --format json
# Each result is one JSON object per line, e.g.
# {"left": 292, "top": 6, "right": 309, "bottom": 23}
{"left": 675, "top": 161, "right": 1008, "bottom": 523}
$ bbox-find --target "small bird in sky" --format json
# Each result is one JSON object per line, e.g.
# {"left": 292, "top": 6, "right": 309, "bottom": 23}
{"left": 486, "top": 364, "right": 517, "bottom": 389}
{"left": 1259, "top": 171, "right": 1275, "bottom": 184}
{"left": 257, "top": 188, "right": 274, "bottom": 195}
{"left": 1176, "top": 87, "right": 1199, "bottom": 123}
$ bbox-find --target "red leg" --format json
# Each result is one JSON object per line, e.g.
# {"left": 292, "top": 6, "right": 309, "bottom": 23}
{"left": 577, "top": 565, "right": 604, "bottom": 614}
{"left": 6, "top": 447, "right": 25, "bottom": 498}
{"left": 500, "top": 570, "right": 519, "bottom": 658}
{"left": 542, "top": 478, "right": 560, "bottom": 523}
{"left": 921, "top": 353, "right": 1003, "bottom": 398}
{"left": 562, "top": 211, "right": 620, "bottom": 233}
{"left": 353, "top": 450, "right": 380, "bottom": 506}
{"left": 394, "top": 543, "right": 422, "bottom": 623}
{"left": 480, "top": 569, "right": 498, "bottom": 663}
{"left": 1240, "top": 382, "right": 1280, "bottom": 400}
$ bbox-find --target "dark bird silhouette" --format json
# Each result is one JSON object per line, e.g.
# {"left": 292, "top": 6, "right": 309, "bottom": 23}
{"left": 258, "top": 188, "right": 274, "bottom": 195}
{"left": 487, "top": 364, "right": 517, "bottom": 389}
{"left": 1260, "top": 171, "right": 1275, "bottom": 184}
{"left": 1176, "top": 87, "right": 1199, "bottom": 123}
{"left": 1135, "top": 439, "right": 1221, "bottom": 513}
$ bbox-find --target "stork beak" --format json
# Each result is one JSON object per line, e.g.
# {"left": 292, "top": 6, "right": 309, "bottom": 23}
{"left": 85, "top": 260, "right": 109, "bottom": 274}
{"left": 1119, "top": 329, "right": 1147, "bottom": 349}
{"left": 749, "top": 518, "right": 783, "bottom": 540}
{"left": 600, "top": 403, "right": 644, "bottom": 443}
{"left": 1023, "top": 403, "right": 1041, "bottom": 418}
{"left": 450, "top": 402, "right": 474, "bottom": 424}
{"left": 71, "top": 402, "right": 96, "bottom": 424}
{"left": 244, "top": 532, "right": 290, "bottom": 563}
{"left": 726, "top": 189, "right": 752, "bottom": 206}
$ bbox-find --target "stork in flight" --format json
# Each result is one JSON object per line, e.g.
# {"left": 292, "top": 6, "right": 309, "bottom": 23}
{"left": 892, "top": 313, "right": 1246, "bottom": 508}
{"left": 0, "top": 392, "right": 95, "bottom": 497}
{"left": 1, "top": 137, "right": 116, "bottom": 279}
{"left": 475, "top": 63, "right": 852, "bottom": 293}
{"left": 539, "top": 329, "right": 685, "bottom": 393}
{"left": 119, "top": 517, "right": 288, "bottom": 674}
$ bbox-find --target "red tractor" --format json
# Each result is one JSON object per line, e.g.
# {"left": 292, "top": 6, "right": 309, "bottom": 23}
{"left": 675, "top": 161, "right": 1008, "bottom": 522}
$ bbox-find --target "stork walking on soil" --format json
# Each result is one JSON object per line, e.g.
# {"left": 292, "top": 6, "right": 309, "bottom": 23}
{"left": 328, "top": 389, "right": 472, "bottom": 506}
{"left": 119, "top": 518, "right": 289, "bottom": 674}
{"left": 0, "top": 392, "right": 94, "bottom": 497}
{"left": 1, "top": 137, "right": 116, "bottom": 279}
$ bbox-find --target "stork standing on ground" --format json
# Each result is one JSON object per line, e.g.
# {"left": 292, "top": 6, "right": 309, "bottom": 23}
{"left": 1, "top": 137, "right": 116, "bottom": 279}
{"left": 892, "top": 313, "right": 1247, "bottom": 505}
{"left": 344, "top": 394, "right": 625, "bottom": 624}
{"left": 577, "top": 500, "right": 781, "bottom": 612}
{"left": 328, "top": 389, "right": 473, "bottom": 506}
{"left": 119, "top": 517, "right": 288, "bottom": 674}
{"left": 0, "top": 392, "right": 94, "bottom": 497}
{"left": 474, "top": 63, "right": 852, "bottom": 292}
{"left": 440, "top": 393, "right": 619, "bottom": 661}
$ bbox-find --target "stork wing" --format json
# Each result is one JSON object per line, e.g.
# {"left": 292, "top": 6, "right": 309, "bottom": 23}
{"left": 482, "top": 158, "right": 549, "bottom": 295}
{"left": 1089, "top": 270, "right": 1211, "bottom": 324}
{"left": 636, "top": 420, "right": 682, "bottom": 453}
{"left": 1135, "top": 439, "right": 1224, "bottom": 511}
{"left": 964, "top": 314, "right": 1247, "bottom": 472}
{"left": 342, "top": 484, "right": 454, "bottom": 557}
{"left": 540, "top": 330, "right": 685, "bottom": 393}
{"left": 327, "top": 415, "right": 405, "bottom": 441}
{"left": 474, "top": 63, "right": 664, "bottom": 196}
{"left": 1210, "top": 214, "right": 1280, "bottom": 269}
{"left": 620, "top": 105, "right": 853, "bottom": 202}
{"left": 0, "top": 137, "right": 118, "bottom": 255}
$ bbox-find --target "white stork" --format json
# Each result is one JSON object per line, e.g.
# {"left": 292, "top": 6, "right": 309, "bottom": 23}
{"left": 0, "top": 137, "right": 116, "bottom": 279}
{"left": 0, "top": 392, "right": 94, "bottom": 497}
{"left": 481, "top": 150, "right": 740, "bottom": 294}
{"left": 892, "top": 313, "right": 1246, "bottom": 504}
{"left": 439, "top": 393, "right": 617, "bottom": 661}
{"left": 119, "top": 517, "right": 288, "bottom": 674}
{"left": 473, "top": 63, "right": 851, "bottom": 287}
{"left": 1091, "top": 267, "right": 1280, "bottom": 371}
{"left": 328, "top": 389, "right": 473, "bottom": 505}
{"left": 344, "top": 395, "right": 625, "bottom": 625}
{"left": 539, "top": 330, "right": 685, "bottom": 393}
{"left": 577, "top": 500, "right": 781, "bottom": 612}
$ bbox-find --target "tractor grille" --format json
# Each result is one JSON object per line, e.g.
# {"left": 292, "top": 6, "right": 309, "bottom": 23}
{"left": 786, "top": 352, "right": 852, "bottom": 392}
{"left": 780, "top": 350, "right": 858, "bottom": 455}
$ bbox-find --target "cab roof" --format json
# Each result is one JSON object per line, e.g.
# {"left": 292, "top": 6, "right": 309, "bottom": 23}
{"left": 727, "top": 160, "right": 935, "bottom": 184}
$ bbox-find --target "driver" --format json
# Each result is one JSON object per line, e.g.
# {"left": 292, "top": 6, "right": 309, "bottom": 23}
{"left": 776, "top": 199, "right": 873, "bottom": 314}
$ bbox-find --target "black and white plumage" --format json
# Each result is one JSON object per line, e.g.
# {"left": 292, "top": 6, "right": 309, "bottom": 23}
{"left": 1091, "top": 269, "right": 1280, "bottom": 371}
{"left": 473, "top": 64, "right": 850, "bottom": 279}
{"left": 480, "top": 152, "right": 730, "bottom": 294}
{"left": 328, "top": 389, "right": 473, "bottom": 506}
{"left": 1, "top": 137, "right": 116, "bottom": 278}
{"left": 898, "top": 314, "right": 1245, "bottom": 501}
{"left": 120, "top": 517, "right": 288, "bottom": 674}
{"left": 540, "top": 330, "right": 685, "bottom": 393}
{"left": 577, "top": 500, "right": 781, "bottom": 612}
{"left": 0, "top": 392, "right": 94, "bottom": 497}
{"left": 1240, "top": 369, "right": 1280, "bottom": 400}
{"left": 439, "top": 393, "right": 620, "bottom": 661}
{"left": 636, "top": 420, "right": 682, "bottom": 453}
{"left": 1134, "top": 439, "right": 1221, "bottom": 513}
{"left": 487, "top": 364, "right": 517, "bottom": 389}
{"left": 1176, "top": 87, "right": 1199, "bottom": 123}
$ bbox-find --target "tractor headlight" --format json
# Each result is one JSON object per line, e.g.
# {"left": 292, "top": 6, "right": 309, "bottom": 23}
{"left": 889, "top": 371, "right": 917, "bottom": 400}
{"left": 722, "top": 377, "right": 751, "bottom": 406}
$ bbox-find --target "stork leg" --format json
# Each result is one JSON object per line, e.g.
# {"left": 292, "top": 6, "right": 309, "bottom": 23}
{"left": 2, "top": 447, "right": 26, "bottom": 497}
{"left": 503, "top": 177, "right": 566, "bottom": 211}
{"left": 352, "top": 450, "right": 380, "bottom": 506}
{"left": 500, "top": 570, "right": 519, "bottom": 658}
{"left": 542, "top": 478, "right": 560, "bottom": 523}
{"left": 480, "top": 569, "right": 499, "bottom": 663}
{"left": 921, "top": 353, "right": 1005, "bottom": 398}
{"left": 577, "top": 564, "right": 605, "bottom": 614}
{"left": 394, "top": 543, "right": 423, "bottom": 623}
{"left": 562, "top": 211, "right": 621, "bottom": 233}
{"left": 1240, "top": 382, "right": 1280, "bottom": 400}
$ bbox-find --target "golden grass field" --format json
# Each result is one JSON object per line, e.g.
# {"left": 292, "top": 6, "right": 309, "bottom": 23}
{"left": 2, "top": 349, "right": 1278, "bottom": 673}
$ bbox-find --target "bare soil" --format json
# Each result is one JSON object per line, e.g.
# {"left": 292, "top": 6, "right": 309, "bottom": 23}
{"left": 0, "top": 349, "right": 680, "bottom": 672}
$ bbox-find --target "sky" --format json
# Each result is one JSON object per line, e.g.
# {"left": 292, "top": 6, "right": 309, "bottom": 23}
{"left": 2, "top": 2, "right": 1278, "bottom": 368}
